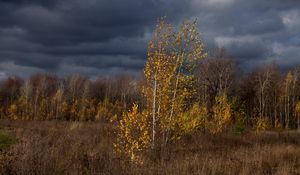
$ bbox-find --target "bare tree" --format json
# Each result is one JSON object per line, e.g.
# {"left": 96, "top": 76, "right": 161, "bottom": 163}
{"left": 195, "top": 48, "right": 235, "bottom": 110}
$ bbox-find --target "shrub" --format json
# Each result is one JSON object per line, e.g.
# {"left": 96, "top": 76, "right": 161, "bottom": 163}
{"left": 255, "top": 117, "right": 270, "bottom": 133}
{"left": 0, "top": 130, "right": 16, "bottom": 151}
{"left": 233, "top": 119, "right": 245, "bottom": 135}
{"left": 207, "top": 94, "right": 232, "bottom": 134}
{"left": 114, "top": 104, "right": 151, "bottom": 164}
{"left": 172, "top": 103, "right": 207, "bottom": 140}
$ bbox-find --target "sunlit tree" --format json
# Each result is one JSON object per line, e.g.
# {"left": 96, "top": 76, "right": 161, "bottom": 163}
{"left": 143, "top": 17, "right": 206, "bottom": 149}
{"left": 207, "top": 94, "right": 232, "bottom": 134}
{"left": 114, "top": 104, "right": 150, "bottom": 164}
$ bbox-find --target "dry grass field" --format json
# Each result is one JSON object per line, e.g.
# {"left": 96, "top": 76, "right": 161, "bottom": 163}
{"left": 0, "top": 120, "right": 300, "bottom": 175}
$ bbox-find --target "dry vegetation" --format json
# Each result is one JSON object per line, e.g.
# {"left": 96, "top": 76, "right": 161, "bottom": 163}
{"left": 1, "top": 120, "right": 300, "bottom": 175}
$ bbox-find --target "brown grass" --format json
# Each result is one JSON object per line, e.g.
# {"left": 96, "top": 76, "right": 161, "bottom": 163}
{"left": 0, "top": 120, "right": 300, "bottom": 175}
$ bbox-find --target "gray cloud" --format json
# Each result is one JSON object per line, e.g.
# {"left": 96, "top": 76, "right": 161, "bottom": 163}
{"left": 192, "top": 0, "right": 300, "bottom": 68}
{"left": 0, "top": 0, "right": 299, "bottom": 78}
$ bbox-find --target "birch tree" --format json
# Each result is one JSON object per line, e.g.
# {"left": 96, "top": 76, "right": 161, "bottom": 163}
{"left": 143, "top": 18, "right": 206, "bottom": 149}
{"left": 284, "top": 71, "right": 293, "bottom": 129}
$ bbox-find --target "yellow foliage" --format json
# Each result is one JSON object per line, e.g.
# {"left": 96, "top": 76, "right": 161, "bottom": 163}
{"left": 95, "top": 100, "right": 110, "bottom": 122}
{"left": 255, "top": 117, "right": 269, "bottom": 133}
{"left": 38, "top": 98, "right": 48, "bottom": 120}
{"left": 295, "top": 101, "right": 300, "bottom": 118}
{"left": 79, "top": 98, "right": 96, "bottom": 121}
{"left": 175, "top": 76, "right": 198, "bottom": 112}
{"left": 285, "top": 71, "right": 293, "bottom": 88}
{"left": 208, "top": 94, "right": 232, "bottom": 134}
{"left": 60, "top": 101, "right": 69, "bottom": 120}
{"left": 7, "top": 104, "right": 18, "bottom": 120}
{"left": 96, "top": 99, "right": 122, "bottom": 122}
{"left": 172, "top": 103, "right": 208, "bottom": 140}
{"left": 143, "top": 18, "right": 206, "bottom": 148}
{"left": 70, "top": 100, "right": 80, "bottom": 121}
{"left": 17, "top": 96, "right": 30, "bottom": 120}
{"left": 114, "top": 104, "right": 150, "bottom": 164}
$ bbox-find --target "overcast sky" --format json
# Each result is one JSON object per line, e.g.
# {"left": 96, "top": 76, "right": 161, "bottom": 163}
{"left": 0, "top": 0, "right": 299, "bottom": 79}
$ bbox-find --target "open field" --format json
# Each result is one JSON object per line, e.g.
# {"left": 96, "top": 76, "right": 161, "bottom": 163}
{"left": 0, "top": 120, "right": 300, "bottom": 175}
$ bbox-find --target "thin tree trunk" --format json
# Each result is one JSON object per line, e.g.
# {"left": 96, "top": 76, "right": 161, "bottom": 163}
{"left": 260, "top": 89, "right": 263, "bottom": 119}
{"left": 165, "top": 54, "right": 184, "bottom": 146}
{"left": 287, "top": 95, "right": 290, "bottom": 129}
{"left": 274, "top": 92, "right": 277, "bottom": 127}
{"left": 152, "top": 72, "right": 157, "bottom": 149}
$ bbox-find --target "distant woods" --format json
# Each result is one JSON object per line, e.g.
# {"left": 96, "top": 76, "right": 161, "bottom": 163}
{"left": 1, "top": 51, "right": 300, "bottom": 129}
{"left": 1, "top": 52, "right": 300, "bottom": 129}
{"left": 0, "top": 74, "right": 140, "bottom": 122}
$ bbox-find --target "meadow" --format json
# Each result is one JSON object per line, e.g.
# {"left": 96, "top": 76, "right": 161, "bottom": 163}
{"left": 1, "top": 120, "right": 300, "bottom": 175}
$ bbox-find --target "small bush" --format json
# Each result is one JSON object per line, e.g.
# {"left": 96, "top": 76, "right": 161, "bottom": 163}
{"left": 255, "top": 117, "right": 270, "bottom": 133}
{"left": 0, "top": 129, "right": 16, "bottom": 151}
{"left": 233, "top": 119, "right": 245, "bottom": 135}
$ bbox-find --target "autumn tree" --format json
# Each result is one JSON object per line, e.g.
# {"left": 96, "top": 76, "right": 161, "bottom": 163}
{"left": 295, "top": 101, "right": 300, "bottom": 130}
{"left": 114, "top": 104, "right": 150, "bottom": 164}
{"left": 143, "top": 18, "right": 206, "bottom": 149}
{"left": 173, "top": 103, "right": 208, "bottom": 139}
{"left": 283, "top": 71, "right": 293, "bottom": 129}
{"left": 207, "top": 94, "right": 232, "bottom": 134}
{"left": 52, "top": 86, "right": 64, "bottom": 120}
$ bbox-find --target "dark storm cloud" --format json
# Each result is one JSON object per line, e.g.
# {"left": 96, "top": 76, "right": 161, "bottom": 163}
{"left": 215, "top": 36, "right": 269, "bottom": 60}
{"left": 192, "top": 0, "right": 300, "bottom": 68}
{"left": 3, "top": 0, "right": 190, "bottom": 46}
{"left": 0, "top": 0, "right": 190, "bottom": 77}
{"left": 0, "top": 0, "right": 299, "bottom": 78}
{"left": 0, "top": 0, "right": 58, "bottom": 9}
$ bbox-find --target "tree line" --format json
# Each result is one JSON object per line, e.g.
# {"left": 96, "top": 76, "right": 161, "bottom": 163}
{"left": 0, "top": 74, "right": 140, "bottom": 122}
